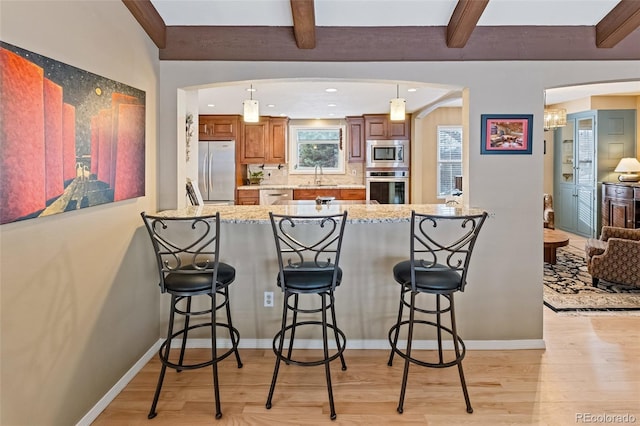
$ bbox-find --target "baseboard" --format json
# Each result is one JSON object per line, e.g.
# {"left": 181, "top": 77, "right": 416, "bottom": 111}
{"left": 179, "top": 338, "right": 546, "bottom": 350}
{"left": 77, "top": 336, "right": 545, "bottom": 424}
{"left": 75, "top": 339, "right": 162, "bottom": 426}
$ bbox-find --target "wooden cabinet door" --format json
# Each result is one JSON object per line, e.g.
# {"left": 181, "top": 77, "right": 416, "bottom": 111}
{"left": 268, "top": 117, "right": 288, "bottom": 163}
{"left": 199, "top": 115, "right": 238, "bottom": 140}
{"left": 340, "top": 189, "right": 365, "bottom": 200}
{"left": 346, "top": 117, "right": 364, "bottom": 163}
{"left": 240, "top": 119, "right": 269, "bottom": 163}
{"left": 364, "top": 115, "right": 387, "bottom": 140}
{"left": 237, "top": 189, "right": 259, "bottom": 205}
{"left": 293, "top": 189, "right": 341, "bottom": 200}
{"left": 388, "top": 118, "right": 410, "bottom": 139}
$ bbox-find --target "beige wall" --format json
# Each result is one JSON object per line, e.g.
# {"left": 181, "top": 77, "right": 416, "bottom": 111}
{"left": 0, "top": 1, "right": 160, "bottom": 425}
{"left": 412, "top": 107, "right": 463, "bottom": 203}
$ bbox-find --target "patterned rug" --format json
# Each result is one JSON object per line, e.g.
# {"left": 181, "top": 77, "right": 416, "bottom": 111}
{"left": 543, "top": 245, "right": 640, "bottom": 312}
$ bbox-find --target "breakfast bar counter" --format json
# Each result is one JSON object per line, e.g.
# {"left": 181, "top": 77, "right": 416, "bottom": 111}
{"left": 150, "top": 203, "right": 542, "bottom": 350}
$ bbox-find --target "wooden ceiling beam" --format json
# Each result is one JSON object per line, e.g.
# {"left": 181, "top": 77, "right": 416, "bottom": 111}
{"left": 596, "top": 0, "right": 640, "bottom": 48}
{"left": 447, "top": 0, "right": 489, "bottom": 48}
{"left": 122, "top": 0, "right": 167, "bottom": 49}
{"left": 159, "top": 26, "right": 640, "bottom": 61}
{"left": 290, "top": 0, "right": 316, "bottom": 49}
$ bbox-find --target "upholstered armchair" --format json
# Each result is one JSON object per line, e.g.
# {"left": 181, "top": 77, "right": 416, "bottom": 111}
{"left": 585, "top": 226, "right": 640, "bottom": 287}
{"left": 543, "top": 194, "right": 555, "bottom": 229}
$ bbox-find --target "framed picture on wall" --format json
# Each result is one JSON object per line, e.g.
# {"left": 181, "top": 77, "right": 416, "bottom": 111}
{"left": 481, "top": 114, "right": 533, "bottom": 155}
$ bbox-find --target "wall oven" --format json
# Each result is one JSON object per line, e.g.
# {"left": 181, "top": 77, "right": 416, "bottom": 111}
{"left": 366, "top": 170, "right": 409, "bottom": 204}
{"left": 366, "top": 140, "right": 409, "bottom": 168}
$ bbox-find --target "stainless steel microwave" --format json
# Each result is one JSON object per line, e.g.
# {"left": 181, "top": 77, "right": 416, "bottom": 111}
{"left": 366, "top": 140, "right": 409, "bottom": 168}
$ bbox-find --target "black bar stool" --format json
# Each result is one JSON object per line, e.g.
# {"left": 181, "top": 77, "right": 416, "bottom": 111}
{"left": 388, "top": 210, "right": 488, "bottom": 414}
{"left": 265, "top": 211, "right": 348, "bottom": 420}
{"left": 140, "top": 212, "right": 242, "bottom": 420}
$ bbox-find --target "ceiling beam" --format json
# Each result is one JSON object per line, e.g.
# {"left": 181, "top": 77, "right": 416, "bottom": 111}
{"left": 290, "top": 0, "right": 316, "bottom": 49}
{"left": 596, "top": 0, "right": 640, "bottom": 48}
{"left": 160, "top": 26, "right": 640, "bottom": 61}
{"left": 122, "top": 0, "right": 166, "bottom": 49}
{"left": 447, "top": 0, "right": 489, "bottom": 48}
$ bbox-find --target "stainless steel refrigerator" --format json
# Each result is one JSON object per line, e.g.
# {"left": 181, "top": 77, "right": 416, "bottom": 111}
{"left": 198, "top": 141, "right": 236, "bottom": 204}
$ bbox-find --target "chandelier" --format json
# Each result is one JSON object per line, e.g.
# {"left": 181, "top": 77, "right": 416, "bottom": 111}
{"left": 543, "top": 91, "right": 567, "bottom": 131}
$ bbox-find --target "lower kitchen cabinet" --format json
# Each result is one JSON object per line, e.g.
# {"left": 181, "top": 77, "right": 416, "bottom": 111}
{"left": 293, "top": 188, "right": 365, "bottom": 200}
{"left": 237, "top": 189, "right": 259, "bottom": 205}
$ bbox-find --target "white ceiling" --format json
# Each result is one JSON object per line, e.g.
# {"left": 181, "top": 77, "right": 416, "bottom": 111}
{"left": 150, "top": 0, "right": 639, "bottom": 119}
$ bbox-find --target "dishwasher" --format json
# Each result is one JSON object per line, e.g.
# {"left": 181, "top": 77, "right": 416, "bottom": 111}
{"left": 259, "top": 189, "right": 293, "bottom": 205}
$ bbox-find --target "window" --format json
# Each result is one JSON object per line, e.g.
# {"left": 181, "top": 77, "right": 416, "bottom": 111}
{"left": 289, "top": 125, "right": 345, "bottom": 174}
{"left": 437, "top": 126, "right": 463, "bottom": 198}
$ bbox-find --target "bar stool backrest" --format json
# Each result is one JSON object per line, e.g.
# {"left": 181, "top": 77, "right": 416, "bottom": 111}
{"left": 269, "top": 211, "right": 348, "bottom": 293}
{"left": 410, "top": 211, "right": 488, "bottom": 292}
{"left": 140, "top": 212, "right": 221, "bottom": 294}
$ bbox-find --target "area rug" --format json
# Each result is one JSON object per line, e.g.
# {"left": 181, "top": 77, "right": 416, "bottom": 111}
{"left": 543, "top": 244, "right": 640, "bottom": 312}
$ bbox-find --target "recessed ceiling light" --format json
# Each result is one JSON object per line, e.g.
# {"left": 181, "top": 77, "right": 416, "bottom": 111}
{"left": 407, "top": 88, "right": 417, "bottom": 92}
{"left": 328, "top": 103, "right": 337, "bottom": 107}
{"left": 267, "top": 104, "right": 275, "bottom": 108}
{"left": 325, "top": 88, "right": 337, "bottom": 92}
{"left": 246, "top": 87, "right": 256, "bottom": 92}
{"left": 207, "top": 104, "right": 215, "bottom": 107}
{"left": 279, "top": 113, "right": 286, "bottom": 116}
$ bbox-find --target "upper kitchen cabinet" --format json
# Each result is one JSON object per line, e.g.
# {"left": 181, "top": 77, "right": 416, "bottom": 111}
{"left": 239, "top": 116, "right": 288, "bottom": 164}
{"left": 364, "top": 114, "right": 410, "bottom": 140}
{"left": 198, "top": 115, "right": 239, "bottom": 140}
{"left": 346, "top": 116, "right": 365, "bottom": 163}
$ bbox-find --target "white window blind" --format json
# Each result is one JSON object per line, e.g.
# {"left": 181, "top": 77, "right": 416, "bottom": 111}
{"left": 437, "top": 126, "right": 462, "bottom": 197}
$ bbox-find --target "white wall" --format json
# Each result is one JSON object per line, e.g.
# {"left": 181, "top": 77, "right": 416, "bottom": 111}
{"left": 0, "top": 1, "right": 160, "bottom": 424}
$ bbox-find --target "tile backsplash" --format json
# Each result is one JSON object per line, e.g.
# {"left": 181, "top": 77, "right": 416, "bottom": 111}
{"left": 247, "top": 163, "right": 365, "bottom": 186}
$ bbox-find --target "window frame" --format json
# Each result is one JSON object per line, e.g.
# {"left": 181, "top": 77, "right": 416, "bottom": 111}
{"left": 436, "top": 125, "right": 463, "bottom": 199}
{"left": 288, "top": 124, "right": 346, "bottom": 174}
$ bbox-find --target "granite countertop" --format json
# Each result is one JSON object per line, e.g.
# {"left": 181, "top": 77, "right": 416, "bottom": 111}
{"left": 155, "top": 203, "right": 487, "bottom": 224}
{"left": 237, "top": 184, "right": 366, "bottom": 190}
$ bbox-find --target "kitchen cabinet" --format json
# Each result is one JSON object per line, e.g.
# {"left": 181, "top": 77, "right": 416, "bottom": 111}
{"left": 346, "top": 116, "right": 365, "bottom": 163}
{"left": 364, "top": 114, "right": 410, "bottom": 140}
{"left": 293, "top": 188, "right": 365, "bottom": 200}
{"left": 239, "top": 116, "right": 288, "bottom": 164}
{"left": 602, "top": 183, "right": 640, "bottom": 229}
{"left": 198, "top": 115, "right": 239, "bottom": 140}
{"left": 236, "top": 189, "right": 259, "bottom": 205}
{"left": 554, "top": 109, "right": 636, "bottom": 237}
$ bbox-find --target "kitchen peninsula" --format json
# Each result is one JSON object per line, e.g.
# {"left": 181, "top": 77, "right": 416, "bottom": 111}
{"left": 149, "top": 202, "right": 536, "bottom": 351}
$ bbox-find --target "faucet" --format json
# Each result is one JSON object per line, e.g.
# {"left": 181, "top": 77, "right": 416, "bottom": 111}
{"left": 314, "top": 165, "right": 323, "bottom": 185}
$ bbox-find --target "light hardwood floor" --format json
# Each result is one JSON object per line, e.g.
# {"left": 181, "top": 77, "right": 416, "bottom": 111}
{"left": 93, "top": 305, "right": 640, "bottom": 425}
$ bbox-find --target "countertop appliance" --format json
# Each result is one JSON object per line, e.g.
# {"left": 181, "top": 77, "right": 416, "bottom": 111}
{"left": 366, "top": 170, "right": 409, "bottom": 204}
{"left": 259, "top": 189, "right": 293, "bottom": 205}
{"left": 366, "top": 140, "right": 409, "bottom": 169}
{"left": 198, "top": 140, "right": 236, "bottom": 204}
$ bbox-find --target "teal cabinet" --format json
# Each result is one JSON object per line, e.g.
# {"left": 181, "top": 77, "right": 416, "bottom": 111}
{"left": 554, "top": 109, "right": 636, "bottom": 237}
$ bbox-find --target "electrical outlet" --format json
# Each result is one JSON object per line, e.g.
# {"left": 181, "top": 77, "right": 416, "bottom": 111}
{"left": 264, "top": 291, "right": 274, "bottom": 307}
{"left": 351, "top": 169, "right": 357, "bottom": 176}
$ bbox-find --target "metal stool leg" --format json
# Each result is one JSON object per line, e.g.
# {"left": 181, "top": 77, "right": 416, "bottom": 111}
{"left": 286, "top": 293, "right": 299, "bottom": 363}
{"left": 329, "top": 291, "right": 347, "bottom": 371}
{"left": 149, "top": 295, "right": 178, "bottom": 419}
{"left": 397, "top": 291, "right": 417, "bottom": 414}
{"left": 388, "top": 285, "right": 406, "bottom": 366}
{"left": 176, "top": 296, "right": 191, "bottom": 372}
{"left": 222, "top": 288, "right": 243, "bottom": 368}
{"left": 321, "top": 292, "right": 337, "bottom": 420}
{"left": 449, "top": 295, "right": 473, "bottom": 413}
{"left": 266, "top": 292, "right": 290, "bottom": 409}
{"left": 210, "top": 292, "right": 222, "bottom": 419}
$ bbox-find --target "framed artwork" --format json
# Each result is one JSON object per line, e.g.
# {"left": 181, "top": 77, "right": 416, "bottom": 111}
{"left": 0, "top": 41, "right": 146, "bottom": 225}
{"left": 481, "top": 114, "right": 533, "bottom": 155}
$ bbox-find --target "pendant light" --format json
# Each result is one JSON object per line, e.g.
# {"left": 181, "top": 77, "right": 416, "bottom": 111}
{"left": 243, "top": 84, "right": 259, "bottom": 123}
{"left": 389, "top": 84, "right": 406, "bottom": 121}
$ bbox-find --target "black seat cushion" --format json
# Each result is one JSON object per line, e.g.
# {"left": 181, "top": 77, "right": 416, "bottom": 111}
{"left": 277, "top": 261, "right": 342, "bottom": 293}
{"left": 164, "top": 262, "right": 236, "bottom": 293}
{"left": 393, "top": 260, "right": 462, "bottom": 292}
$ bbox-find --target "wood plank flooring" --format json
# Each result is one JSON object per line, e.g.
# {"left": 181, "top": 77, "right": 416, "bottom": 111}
{"left": 92, "top": 307, "right": 640, "bottom": 425}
